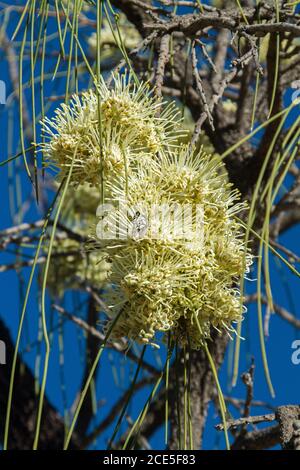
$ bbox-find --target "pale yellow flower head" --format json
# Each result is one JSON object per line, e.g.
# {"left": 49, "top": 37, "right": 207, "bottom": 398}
{"left": 46, "top": 238, "right": 111, "bottom": 298}
{"left": 41, "top": 72, "right": 251, "bottom": 349}
{"left": 88, "top": 13, "right": 141, "bottom": 58}
{"left": 40, "top": 73, "right": 182, "bottom": 187}
{"left": 99, "top": 146, "right": 253, "bottom": 349}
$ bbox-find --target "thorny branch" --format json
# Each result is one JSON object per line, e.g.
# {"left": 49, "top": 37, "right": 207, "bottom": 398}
{"left": 0, "top": 0, "right": 300, "bottom": 451}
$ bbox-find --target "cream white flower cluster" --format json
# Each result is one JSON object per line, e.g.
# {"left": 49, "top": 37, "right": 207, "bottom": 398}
{"left": 41, "top": 73, "right": 252, "bottom": 348}
{"left": 44, "top": 184, "right": 111, "bottom": 297}
{"left": 41, "top": 74, "right": 181, "bottom": 189}
{"left": 88, "top": 13, "right": 141, "bottom": 60}
{"left": 102, "top": 148, "right": 252, "bottom": 348}
{"left": 46, "top": 237, "right": 110, "bottom": 298}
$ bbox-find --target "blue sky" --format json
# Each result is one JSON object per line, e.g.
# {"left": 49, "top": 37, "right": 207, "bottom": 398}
{"left": 0, "top": 0, "right": 300, "bottom": 450}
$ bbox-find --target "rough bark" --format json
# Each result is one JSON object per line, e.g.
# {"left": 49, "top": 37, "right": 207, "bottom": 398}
{"left": 0, "top": 318, "right": 79, "bottom": 449}
{"left": 168, "top": 334, "right": 228, "bottom": 449}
